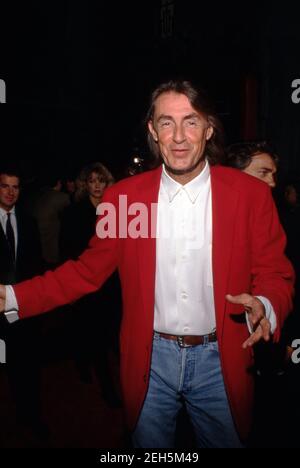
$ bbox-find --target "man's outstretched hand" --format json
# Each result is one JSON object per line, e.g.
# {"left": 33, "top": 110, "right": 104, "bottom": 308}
{"left": 226, "top": 293, "right": 271, "bottom": 349}
{"left": 0, "top": 285, "right": 6, "bottom": 313}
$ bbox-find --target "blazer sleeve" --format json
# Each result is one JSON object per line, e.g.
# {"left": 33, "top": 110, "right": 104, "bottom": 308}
{"left": 250, "top": 186, "right": 295, "bottom": 341}
{"left": 13, "top": 188, "right": 119, "bottom": 319}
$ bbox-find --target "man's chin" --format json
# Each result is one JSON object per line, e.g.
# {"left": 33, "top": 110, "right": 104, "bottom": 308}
{"left": 164, "top": 159, "right": 204, "bottom": 176}
{"left": 165, "top": 166, "right": 191, "bottom": 176}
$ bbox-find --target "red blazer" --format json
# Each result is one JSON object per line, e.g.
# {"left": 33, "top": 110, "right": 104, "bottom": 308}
{"left": 14, "top": 165, "right": 294, "bottom": 440}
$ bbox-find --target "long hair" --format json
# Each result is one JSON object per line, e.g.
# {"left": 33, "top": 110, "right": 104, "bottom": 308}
{"left": 75, "top": 162, "right": 114, "bottom": 202}
{"left": 146, "top": 80, "right": 225, "bottom": 166}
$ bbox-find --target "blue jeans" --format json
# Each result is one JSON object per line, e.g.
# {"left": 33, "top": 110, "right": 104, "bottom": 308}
{"left": 132, "top": 332, "right": 243, "bottom": 448}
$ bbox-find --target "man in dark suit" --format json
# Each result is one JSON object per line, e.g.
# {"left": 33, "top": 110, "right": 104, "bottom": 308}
{"left": 0, "top": 165, "right": 46, "bottom": 438}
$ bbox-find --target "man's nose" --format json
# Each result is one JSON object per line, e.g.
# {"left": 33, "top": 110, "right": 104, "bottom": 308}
{"left": 268, "top": 174, "right": 276, "bottom": 188}
{"left": 173, "top": 124, "right": 186, "bottom": 143}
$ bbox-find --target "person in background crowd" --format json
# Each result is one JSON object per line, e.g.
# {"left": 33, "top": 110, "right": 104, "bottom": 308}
{"left": 60, "top": 162, "right": 121, "bottom": 407}
{"left": 225, "top": 141, "right": 286, "bottom": 375}
{"left": 62, "top": 173, "right": 77, "bottom": 204}
{"left": 31, "top": 172, "right": 70, "bottom": 269}
{"left": 225, "top": 141, "right": 278, "bottom": 188}
{"left": 0, "top": 164, "right": 47, "bottom": 439}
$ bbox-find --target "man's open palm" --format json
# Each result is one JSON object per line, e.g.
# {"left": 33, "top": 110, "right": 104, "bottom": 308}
{"left": 226, "top": 293, "right": 271, "bottom": 348}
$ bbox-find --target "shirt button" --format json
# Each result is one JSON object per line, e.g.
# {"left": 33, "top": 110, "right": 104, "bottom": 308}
{"left": 181, "top": 292, "right": 188, "bottom": 300}
{"left": 183, "top": 327, "right": 190, "bottom": 333}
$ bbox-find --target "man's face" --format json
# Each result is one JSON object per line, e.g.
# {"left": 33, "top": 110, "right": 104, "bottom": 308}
{"left": 148, "top": 92, "right": 213, "bottom": 183}
{"left": 244, "top": 153, "right": 277, "bottom": 188}
{"left": 0, "top": 174, "right": 20, "bottom": 211}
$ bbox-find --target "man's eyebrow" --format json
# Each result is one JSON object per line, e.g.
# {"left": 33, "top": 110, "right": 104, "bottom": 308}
{"left": 156, "top": 112, "right": 201, "bottom": 122}
{"left": 183, "top": 113, "right": 201, "bottom": 120}
{"left": 156, "top": 114, "right": 174, "bottom": 122}
{"left": 259, "top": 167, "right": 275, "bottom": 172}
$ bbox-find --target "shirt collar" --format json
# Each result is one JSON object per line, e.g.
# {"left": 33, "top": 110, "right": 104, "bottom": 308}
{"left": 0, "top": 206, "right": 16, "bottom": 219}
{"left": 161, "top": 160, "right": 210, "bottom": 204}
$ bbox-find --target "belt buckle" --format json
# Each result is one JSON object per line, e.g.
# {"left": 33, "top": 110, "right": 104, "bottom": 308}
{"left": 177, "top": 336, "right": 191, "bottom": 348}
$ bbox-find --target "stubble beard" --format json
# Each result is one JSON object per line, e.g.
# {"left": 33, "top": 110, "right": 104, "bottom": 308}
{"left": 163, "top": 156, "right": 206, "bottom": 176}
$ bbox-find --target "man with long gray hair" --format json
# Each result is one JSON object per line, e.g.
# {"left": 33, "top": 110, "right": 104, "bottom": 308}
{"left": 0, "top": 80, "right": 294, "bottom": 448}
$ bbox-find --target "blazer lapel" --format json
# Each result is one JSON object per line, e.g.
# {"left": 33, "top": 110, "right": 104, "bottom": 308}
{"left": 210, "top": 166, "right": 240, "bottom": 339}
{"left": 136, "top": 167, "right": 162, "bottom": 328}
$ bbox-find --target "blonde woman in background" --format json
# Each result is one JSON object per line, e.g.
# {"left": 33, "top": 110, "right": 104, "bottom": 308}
{"left": 60, "top": 162, "right": 122, "bottom": 408}
{"left": 74, "top": 162, "right": 114, "bottom": 206}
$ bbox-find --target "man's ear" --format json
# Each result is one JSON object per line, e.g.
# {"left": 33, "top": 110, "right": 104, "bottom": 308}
{"left": 206, "top": 126, "right": 214, "bottom": 141}
{"left": 148, "top": 121, "right": 158, "bottom": 142}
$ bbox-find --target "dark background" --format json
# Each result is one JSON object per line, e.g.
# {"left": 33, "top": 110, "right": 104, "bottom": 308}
{"left": 0, "top": 1, "right": 300, "bottom": 180}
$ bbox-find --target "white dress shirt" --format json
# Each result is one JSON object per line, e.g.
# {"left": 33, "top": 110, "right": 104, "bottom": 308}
{"left": 4, "top": 162, "right": 277, "bottom": 333}
{"left": 0, "top": 206, "right": 18, "bottom": 256}
{"left": 154, "top": 162, "right": 216, "bottom": 335}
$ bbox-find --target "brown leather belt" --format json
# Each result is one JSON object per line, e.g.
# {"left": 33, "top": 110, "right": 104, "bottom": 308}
{"left": 155, "top": 331, "right": 217, "bottom": 348}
